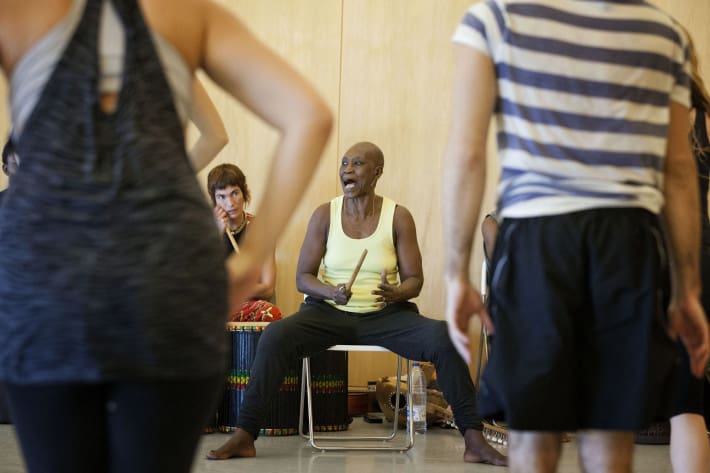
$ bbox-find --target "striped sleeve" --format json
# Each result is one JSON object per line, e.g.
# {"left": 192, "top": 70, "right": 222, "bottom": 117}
{"left": 669, "top": 24, "right": 691, "bottom": 107}
{"left": 452, "top": 1, "right": 502, "bottom": 57}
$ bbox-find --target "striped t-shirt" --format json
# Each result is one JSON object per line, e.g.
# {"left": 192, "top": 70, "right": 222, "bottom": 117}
{"left": 453, "top": 0, "right": 690, "bottom": 218}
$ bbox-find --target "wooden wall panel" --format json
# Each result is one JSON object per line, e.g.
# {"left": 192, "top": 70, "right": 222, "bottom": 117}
{"left": 340, "top": 0, "right": 710, "bottom": 385}
{"left": 195, "top": 0, "right": 343, "bottom": 316}
{"left": 339, "top": 0, "right": 473, "bottom": 317}
{"left": 648, "top": 1, "right": 710, "bottom": 104}
{"left": 339, "top": 0, "right": 475, "bottom": 384}
{"left": 0, "top": 0, "right": 707, "bottom": 388}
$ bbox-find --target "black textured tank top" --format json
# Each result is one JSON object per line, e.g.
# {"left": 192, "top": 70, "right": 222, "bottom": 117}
{"left": 0, "top": 0, "right": 228, "bottom": 383}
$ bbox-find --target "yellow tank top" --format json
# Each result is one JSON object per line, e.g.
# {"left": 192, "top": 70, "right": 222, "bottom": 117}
{"left": 322, "top": 195, "right": 399, "bottom": 313}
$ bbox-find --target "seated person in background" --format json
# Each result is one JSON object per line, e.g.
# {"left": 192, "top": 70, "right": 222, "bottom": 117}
{"left": 0, "top": 137, "right": 17, "bottom": 424}
{"left": 207, "top": 141, "right": 507, "bottom": 466}
{"left": 481, "top": 213, "right": 499, "bottom": 267}
{"left": 0, "top": 138, "right": 19, "bottom": 203}
{"left": 208, "top": 164, "right": 278, "bottom": 316}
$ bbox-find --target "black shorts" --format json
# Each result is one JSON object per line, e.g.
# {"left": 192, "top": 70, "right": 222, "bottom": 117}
{"left": 479, "top": 208, "right": 677, "bottom": 431}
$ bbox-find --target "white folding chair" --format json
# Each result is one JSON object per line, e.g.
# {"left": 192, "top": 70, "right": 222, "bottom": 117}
{"left": 299, "top": 344, "right": 414, "bottom": 451}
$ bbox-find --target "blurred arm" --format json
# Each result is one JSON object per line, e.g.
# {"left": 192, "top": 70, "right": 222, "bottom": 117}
{"left": 663, "top": 101, "right": 709, "bottom": 377}
{"left": 442, "top": 45, "right": 497, "bottom": 361}
{"left": 198, "top": 3, "right": 332, "bottom": 305}
{"left": 187, "top": 78, "right": 228, "bottom": 172}
{"left": 249, "top": 251, "right": 276, "bottom": 300}
{"left": 443, "top": 45, "right": 496, "bottom": 282}
{"left": 481, "top": 214, "right": 499, "bottom": 262}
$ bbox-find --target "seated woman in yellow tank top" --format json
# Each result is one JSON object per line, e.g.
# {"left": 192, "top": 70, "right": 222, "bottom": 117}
{"left": 209, "top": 142, "right": 506, "bottom": 466}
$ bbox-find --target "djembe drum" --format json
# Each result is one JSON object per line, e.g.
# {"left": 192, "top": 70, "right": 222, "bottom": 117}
{"left": 304, "top": 350, "right": 350, "bottom": 432}
{"left": 217, "top": 322, "right": 301, "bottom": 436}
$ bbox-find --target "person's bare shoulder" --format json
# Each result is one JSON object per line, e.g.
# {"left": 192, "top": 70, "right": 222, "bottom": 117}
{"left": 309, "top": 202, "right": 331, "bottom": 236}
{"left": 391, "top": 203, "right": 418, "bottom": 246}
{"left": 393, "top": 203, "right": 416, "bottom": 230}
{"left": 142, "top": 0, "right": 208, "bottom": 70}
{"left": 0, "top": 1, "right": 72, "bottom": 73}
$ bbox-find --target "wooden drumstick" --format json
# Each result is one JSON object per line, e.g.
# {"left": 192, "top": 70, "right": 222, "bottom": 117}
{"left": 345, "top": 249, "right": 368, "bottom": 292}
{"left": 223, "top": 218, "right": 240, "bottom": 254}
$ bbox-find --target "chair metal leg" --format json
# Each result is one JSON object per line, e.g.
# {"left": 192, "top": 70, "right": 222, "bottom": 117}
{"left": 475, "top": 327, "right": 489, "bottom": 387}
{"left": 404, "top": 357, "right": 414, "bottom": 449}
{"left": 299, "top": 358, "right": 310, "bottom": 439}
{"left": 386, "top": 354, "right": 402, "bottom": 441}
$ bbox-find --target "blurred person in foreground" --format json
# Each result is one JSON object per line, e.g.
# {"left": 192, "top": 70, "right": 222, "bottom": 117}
{"left": 442, "top": 2, "right": 710, "bottom": 472}
{"left": 0, "top": 1, "right": 331, "bottom": 472}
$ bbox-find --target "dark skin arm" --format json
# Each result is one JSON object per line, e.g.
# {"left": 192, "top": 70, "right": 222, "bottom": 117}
{"left": 372, "top": 205, "right": 424, "bottom": 303}
{"left": 481, "top": 214, "right": 499, "bottom": 262}
{"left": 296, "top": 203, "right": 351, "bottom": 305}
{"left": 297, "top": 202, "right": 424, "bottom": 306}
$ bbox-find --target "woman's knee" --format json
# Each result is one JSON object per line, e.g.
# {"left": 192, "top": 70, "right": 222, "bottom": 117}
{"left": 257, "top": 320, "right": 293, "bottom": 353}
{"left": 430, "top": 320, "right": 458, "bottom": 355}
{"left": 415, "top": 320, "right": 459, "bottom": 365}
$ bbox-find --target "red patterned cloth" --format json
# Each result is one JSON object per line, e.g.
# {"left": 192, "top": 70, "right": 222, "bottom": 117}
{"left": 230, "top": 300, "right": 282, "bottom": 322}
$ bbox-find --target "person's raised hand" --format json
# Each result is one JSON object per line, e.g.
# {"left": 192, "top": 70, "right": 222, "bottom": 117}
{"left": 669, "top": 293, "right": 710, "bottom": 378}
{"left": 445, "top": 275, "right": 493, "bottom": 364}
{"left": 214, "top": 205, "right": 228, "bottom": 233}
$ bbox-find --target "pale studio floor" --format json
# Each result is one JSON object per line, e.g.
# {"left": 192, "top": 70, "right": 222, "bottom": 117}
{"left": 0, "top": 419, "right": 681, "bottom": 473}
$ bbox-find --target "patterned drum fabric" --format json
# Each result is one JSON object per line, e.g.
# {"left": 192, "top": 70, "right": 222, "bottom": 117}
{"left": 218, "top": 322, "right": 300, "bottom": 436}
{"left": 230, "top": 300, "right": 282, "bottom": 323}
{"left": 305, "top": 351, "right": 349, "bottom": 432}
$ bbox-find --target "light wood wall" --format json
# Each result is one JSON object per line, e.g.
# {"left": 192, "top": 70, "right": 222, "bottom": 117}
{"left": 207, "top": 0, "right": 709, "bottom": 387}
{"left": 336, "top": 0, "right": 474, "bottom": 384}
{"left": 0, "top": 0, "right": 708, "bottom": 387}
{"left": 194, "top": 0, "right": 343, "bottom": 324}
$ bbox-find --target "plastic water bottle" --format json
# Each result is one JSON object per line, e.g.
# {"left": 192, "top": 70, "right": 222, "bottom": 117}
{"left": 410, "top": 362, "right": 427, "bottom": 434}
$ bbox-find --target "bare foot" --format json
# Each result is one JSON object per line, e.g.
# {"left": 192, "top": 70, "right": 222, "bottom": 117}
{"left": 463, "top": 429, "right": 508, "bottom": 466}
{"left": 207, "top": 429, "right": 256, "bottom": 460}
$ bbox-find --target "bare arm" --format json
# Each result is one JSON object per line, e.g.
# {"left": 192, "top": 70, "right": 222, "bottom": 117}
{"left": 187, "top": 78, "right": 228, "bottom": 172}
{"left": 663, "top": 101, "right": 710, "bottom": 377}
{"left": 0, "top": 1, "right": 330, "bottom": 308}
{"left": 247, "top": 251, "right": 276, "bottom": 300}
{"left": 481, "top": 214, "right": 499, "bottom": 262}
{"left": 666, "top": 102, "right": 701, "bottom": 296}
{"left": 199, "top": 3, "right": 332, "bottom": 307}
{"left": 295, "top": 204, "right": 350, "bottom": 304}
{"left": 372, "top": 205, "right": 423, "bottom": 303}
{"left": 442, "top": 44, "right": 497, "bottom": 362}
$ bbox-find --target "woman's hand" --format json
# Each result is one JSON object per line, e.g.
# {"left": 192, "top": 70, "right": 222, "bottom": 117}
{"left": 372, "top": 270, "right": 400, "bottom": 304}
{"left": 214, "top": 205, "right": 228, "bottom": 233}
{"left": 668, "top": 291, "right": 710, "bottom": 378}
{"left": 331, "top": 283, "right": 352, "bottom": 305}
{"left": 445, "top": 274, "right": 492, "bottom": 364}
